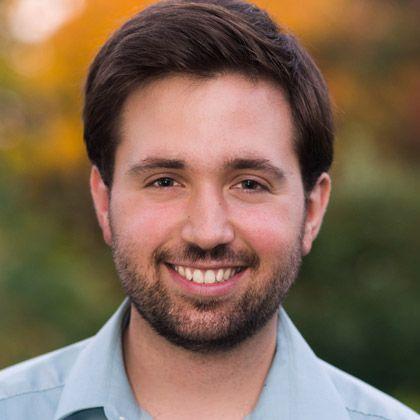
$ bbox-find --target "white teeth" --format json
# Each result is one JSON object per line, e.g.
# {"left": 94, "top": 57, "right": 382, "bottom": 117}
{"left": 173, "top": 265, "right": 241, "bottom": 284}
{"left": 223, "top": 268, "right": 232, "bottom": 280}
{"left": 185, "top": 267, "right": 193, "bottom": 280}
{"left": 204, "top": 270, "right": 216, "bottom": 284}
{"left": 192, "top": 269, "right": 204, "bottom": 283}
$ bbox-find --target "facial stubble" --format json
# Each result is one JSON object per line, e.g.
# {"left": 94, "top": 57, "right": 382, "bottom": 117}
{"left": 111, "top": 227, "right": 303, "bottom": 353}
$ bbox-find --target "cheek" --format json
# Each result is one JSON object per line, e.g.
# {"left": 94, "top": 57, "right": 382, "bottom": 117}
{"left": 232, "top": 201, "right": 304, "bottom": 256}
{"left": 110, "top": 195, "right": 183, "bottom": 249}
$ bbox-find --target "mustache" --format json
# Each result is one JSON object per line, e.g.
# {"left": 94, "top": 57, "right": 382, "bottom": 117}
{"left": 154, "top": 244, "right": 260, "bottom": 269}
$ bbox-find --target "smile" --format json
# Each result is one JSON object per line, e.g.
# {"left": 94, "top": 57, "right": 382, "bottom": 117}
{"left": 167, "top": 264, "right": 245, "bottom": 284}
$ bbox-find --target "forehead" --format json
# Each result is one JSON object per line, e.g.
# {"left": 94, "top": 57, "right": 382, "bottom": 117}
{"left": 116, "top": 73, "right": 297, "bottom": 173}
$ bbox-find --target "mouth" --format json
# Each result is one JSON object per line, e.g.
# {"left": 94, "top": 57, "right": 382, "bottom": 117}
{"left": 165, "top": 263, "right": 246, "bottom": 285}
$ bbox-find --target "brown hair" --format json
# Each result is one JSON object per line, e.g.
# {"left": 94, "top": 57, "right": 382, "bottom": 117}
{"left": 84, "top": 0, "right": 334, "bottom": 192}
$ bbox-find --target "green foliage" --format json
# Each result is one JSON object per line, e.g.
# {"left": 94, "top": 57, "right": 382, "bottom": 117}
{"left": 286, "top": 151, "right": 420, "bottom": 407}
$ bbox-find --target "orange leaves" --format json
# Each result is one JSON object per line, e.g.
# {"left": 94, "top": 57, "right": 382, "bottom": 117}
{"left": 3, "top": 0, "right": 419, "bottom": 176}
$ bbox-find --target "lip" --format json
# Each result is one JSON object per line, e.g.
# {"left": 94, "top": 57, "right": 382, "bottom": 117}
{"left": 166, "top": 262, "right": 245, "bottom": 270}
{"left": 164, "top": 263, "right": 247, "bottom": 298}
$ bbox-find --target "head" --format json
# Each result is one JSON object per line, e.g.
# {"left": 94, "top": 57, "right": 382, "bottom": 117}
{"left": 87, "top": 0, "right": 333, "bottom": 353}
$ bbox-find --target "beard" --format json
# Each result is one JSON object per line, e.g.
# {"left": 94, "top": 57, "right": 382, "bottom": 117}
{"left": 112, "top": 234, "right": 303, "bottom": 354}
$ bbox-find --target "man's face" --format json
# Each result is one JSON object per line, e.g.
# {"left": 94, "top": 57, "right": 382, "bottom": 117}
{"left": 92, "top": 73, "right": 328, "bottom": 352}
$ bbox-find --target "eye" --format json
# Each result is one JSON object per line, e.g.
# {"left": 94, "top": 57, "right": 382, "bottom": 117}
{"left": 148, "top": 177, "right": 180, "bottom": 188}
{"left": 233, "top": 179, "right": 268, "bottom": 192}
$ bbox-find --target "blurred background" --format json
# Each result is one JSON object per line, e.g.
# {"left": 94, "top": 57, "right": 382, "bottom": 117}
{"left": 0, "top": 0, "right": 419, "bottom": 411}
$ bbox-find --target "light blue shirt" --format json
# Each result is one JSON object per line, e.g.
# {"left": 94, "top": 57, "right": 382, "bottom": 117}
{"left": 0, "top": 299, "right": 417, "bottom": 419}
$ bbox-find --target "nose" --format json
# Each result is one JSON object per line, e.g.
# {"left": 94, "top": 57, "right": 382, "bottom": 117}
{"left": 181, "top": 186, "right": 235, "bottom": 250}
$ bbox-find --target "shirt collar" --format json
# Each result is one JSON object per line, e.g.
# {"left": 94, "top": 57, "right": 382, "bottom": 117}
{"left": 250, "top": 308, "right": 350, "bottom": 420}
{"left": 55, "top": 301, "right": 349, "bottom": 420}
{"left": 54, "top": 299, "right": 143, "bottom": 420}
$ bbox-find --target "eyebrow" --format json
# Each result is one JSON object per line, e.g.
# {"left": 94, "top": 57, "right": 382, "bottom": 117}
{"left": 127, "top": 156, "right": 285, "bottom": 182}
{"left": 128, "top": 158, "right": 185, "bottom": 176}
{"left": 223, "top": 158, "right": 286, "bottom": 182}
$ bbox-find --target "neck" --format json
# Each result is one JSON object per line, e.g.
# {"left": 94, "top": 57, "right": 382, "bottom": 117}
{"left": 123, "top": 305, "right": 278, "bottom": 419}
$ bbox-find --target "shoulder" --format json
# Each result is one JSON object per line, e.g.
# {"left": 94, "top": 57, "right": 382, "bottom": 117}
{"left": 0, "top": 339, "right": 90, "bottom": 418}
{"left": 319, "top": 359, "right": 419, "bottom": 420}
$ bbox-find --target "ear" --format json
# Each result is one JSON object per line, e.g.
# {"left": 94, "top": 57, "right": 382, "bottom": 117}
{"left": 90, "top": 166, "right": 112, "bottom": 246}
{"left": 301, "top": 173, "right": 331, "bottom": 256}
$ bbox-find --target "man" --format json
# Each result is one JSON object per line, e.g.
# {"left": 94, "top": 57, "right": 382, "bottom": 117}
{"left": 0, "top": 0, "right": 417, "bottom": 419}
